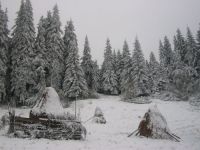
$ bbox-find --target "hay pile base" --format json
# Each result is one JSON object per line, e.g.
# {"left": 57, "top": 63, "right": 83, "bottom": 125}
{"left": 128, "top": 105, "right": 180, "bottom": 142}
{"left": 92, "top": 107, "right": 106, "bottom": 124}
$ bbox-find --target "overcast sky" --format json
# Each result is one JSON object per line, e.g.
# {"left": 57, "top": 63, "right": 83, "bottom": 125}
{"left": 1, "top": 0, "right": 200, "bottom": 64}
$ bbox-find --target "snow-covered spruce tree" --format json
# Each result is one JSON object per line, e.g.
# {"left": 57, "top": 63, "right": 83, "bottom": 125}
{"left": 174, "top": 29, "right": 187, "bottom": 63}
{"left": 131, "top": 38, "right": 150, "bottom": 97}
{"left": 112, "top": 50, "right": 117, "bottom": 73}
{"left": 163, "top": 36, "right": 173, "bottom": 68}
{"left": 115, "top": 50, "right": 123, "bottom": 93}
{"left": 145, "top": 59, "right": 154, "bottom": 93}
{"left": 63, "top": 20, "right": 88, "bottom": 100}
{"left": 122, "top": 38, "right": 150, "bottom": 100}
{"left": 81, "top": 36, "right": 97, "bottom": 96}
{"left": 91, "top": 60, "right": 100, "bottom": 94}
{"left": 11, "top": 0, "right": 36, "bottom": 105}
{"left": 162, "top": 36, "right": 174, "bottom": 85}
{"left": 121, "top": 40, "right": 131, "bottom": 70}
{"left": 149, "top": 52, "right": 160, "bottom": 93}
{"left": 157, "top": 40, "right": 168, "bottom": 91}
{"left": 112, "top": 49, "right": 121, "bottom": 93}
{"left": 159, "top": 40, "right": 164, "bottom": 66}
{"left": 45, "top": 5, "right": 64, "bottom": 92}
{"left": 31, "top": 16, "right": 48, "bottom": 103}
{"left": 173, "top": 35, "right": 184, "bottom": 69}
{"left": 120, "top": 40, "right": 131, "bottom": 92}
{"left": 185, "top": 27, "right": 197, "bottom": 68}
{"left": 0, "top": 4, "right": 9, "bottom": 103}
{"left": 101, "top": 39, "right": 118, "bottom": 95}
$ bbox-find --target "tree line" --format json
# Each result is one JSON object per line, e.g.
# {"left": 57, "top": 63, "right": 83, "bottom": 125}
{"left": 99, "top": 28, "right": 200, "bottom": 101}
{"left": 0, "top": 0, "right": 200, "bottom": 106}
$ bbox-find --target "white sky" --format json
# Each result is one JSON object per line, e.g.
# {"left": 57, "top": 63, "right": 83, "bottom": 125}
{"left": 1, "top": 0, "right": 200, "bottom": 65}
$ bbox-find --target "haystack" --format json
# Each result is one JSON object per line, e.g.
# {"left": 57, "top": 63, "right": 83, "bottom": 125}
{"left": 129, "top": 105, "right": 180, "bottom": 142}
{"left": 30, "top": 87, "right": 74, "bottom": 120}
{"left": 92, "top": 107, "right": 106, "bottom": 124}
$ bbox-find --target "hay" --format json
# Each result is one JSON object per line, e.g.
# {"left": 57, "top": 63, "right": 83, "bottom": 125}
{"left": 92, "top": 107, "right": 106, "bottom": 124}
{"left": 134, "top": 105, "right": 180, "bottom": 141}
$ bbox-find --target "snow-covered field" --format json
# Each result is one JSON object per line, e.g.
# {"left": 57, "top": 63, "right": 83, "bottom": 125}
{"left": 0, "top": 95, "right": 200, "bottom": 150}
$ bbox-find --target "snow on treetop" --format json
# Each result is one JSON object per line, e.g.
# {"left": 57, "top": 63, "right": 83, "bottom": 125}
{"left": 32, "top": 87, "right": 65, "bottom": 116}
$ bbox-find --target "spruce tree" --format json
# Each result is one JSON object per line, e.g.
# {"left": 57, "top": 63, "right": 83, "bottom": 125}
{"left": 112, "top": 50, "right": 117, "bottom": 73}
{"left": 132, "top": 38, "right": 150, "bottom": 97}
{"left": 185, "top": 27, "right": 197, "bottom": 67}
{"left": 121, "top": 40, "right": 131, "bottom": 69}
{"left": 81, "top": 36, "right": 96, "bottom": 92}
{"left": 116, "top": 50, "right": 122, "bottom": 93}
{"left": 63, "top": 20, "right": 88, "bottom": 100}
{"left": 33, "top": 16, "right": 48, "bottom": 98}
{"left": 174, "top": 29, "right": 187, "bottom": 63}
{"left": 11, "top": 0, "right": 35, "bottom": 105}
{"left": 149, "top": 52, "right": 160, "bottom": 93}
{"left": 163, "top": 36, "right": 173, "bottom": 67}
{"left": 121, "top": 40, "right": 132, "bottom": 96}
{"left": 101, "top": 39, "right": 118, "bottom": 95}
{"left": 159, "top": 40, "right": 164, "bottom": 66}
{"left": 0, "top": 3, "right": 9, "bottom": 103}
{"left": 91, "top": 60, "right": 99, "bottom": 92}
{"left": 122, "top": 38, "right": 149, "bottom": 100}
{"left": 45, "top": 5, "right": 64, "bottom": 91}
{"left": 149, "top": 52, "right": 159, "bottom": 73}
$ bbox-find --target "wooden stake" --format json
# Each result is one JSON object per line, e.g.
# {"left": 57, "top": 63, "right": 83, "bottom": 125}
{"left": 127, "top": 129, "right": 138, "bottom": 137}
{"left": 165, "top": 131, "right": 180, "bottom": 142}
{"left": 75, "top": 96, "right": 77, "bottom": 120}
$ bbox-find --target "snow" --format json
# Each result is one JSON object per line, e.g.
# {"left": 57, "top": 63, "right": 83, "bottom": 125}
{"left": 31, "top": 87, "right": 65, "bottom": 116}
{"left": 0, "top": 95, "right": 200, "bottom": 150}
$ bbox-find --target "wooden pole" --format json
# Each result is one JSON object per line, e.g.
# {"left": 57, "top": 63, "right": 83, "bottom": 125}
{"left": 75, "top": 96, "right": 77, "bottom": 120}
{"left": 127, "top": 129, "right": 138, "bottom": 137}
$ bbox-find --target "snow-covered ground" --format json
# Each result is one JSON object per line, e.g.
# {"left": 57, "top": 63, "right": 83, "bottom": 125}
{"left": 0, "top": 95, "right": 200, "bottom": 150}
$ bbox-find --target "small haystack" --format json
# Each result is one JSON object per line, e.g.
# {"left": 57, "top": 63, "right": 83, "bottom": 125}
{"left": 128, "top": 105, "right": 180, "bottom": 142}
{"left": 92, "top": 107, "right": 106, "bottom": 124}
